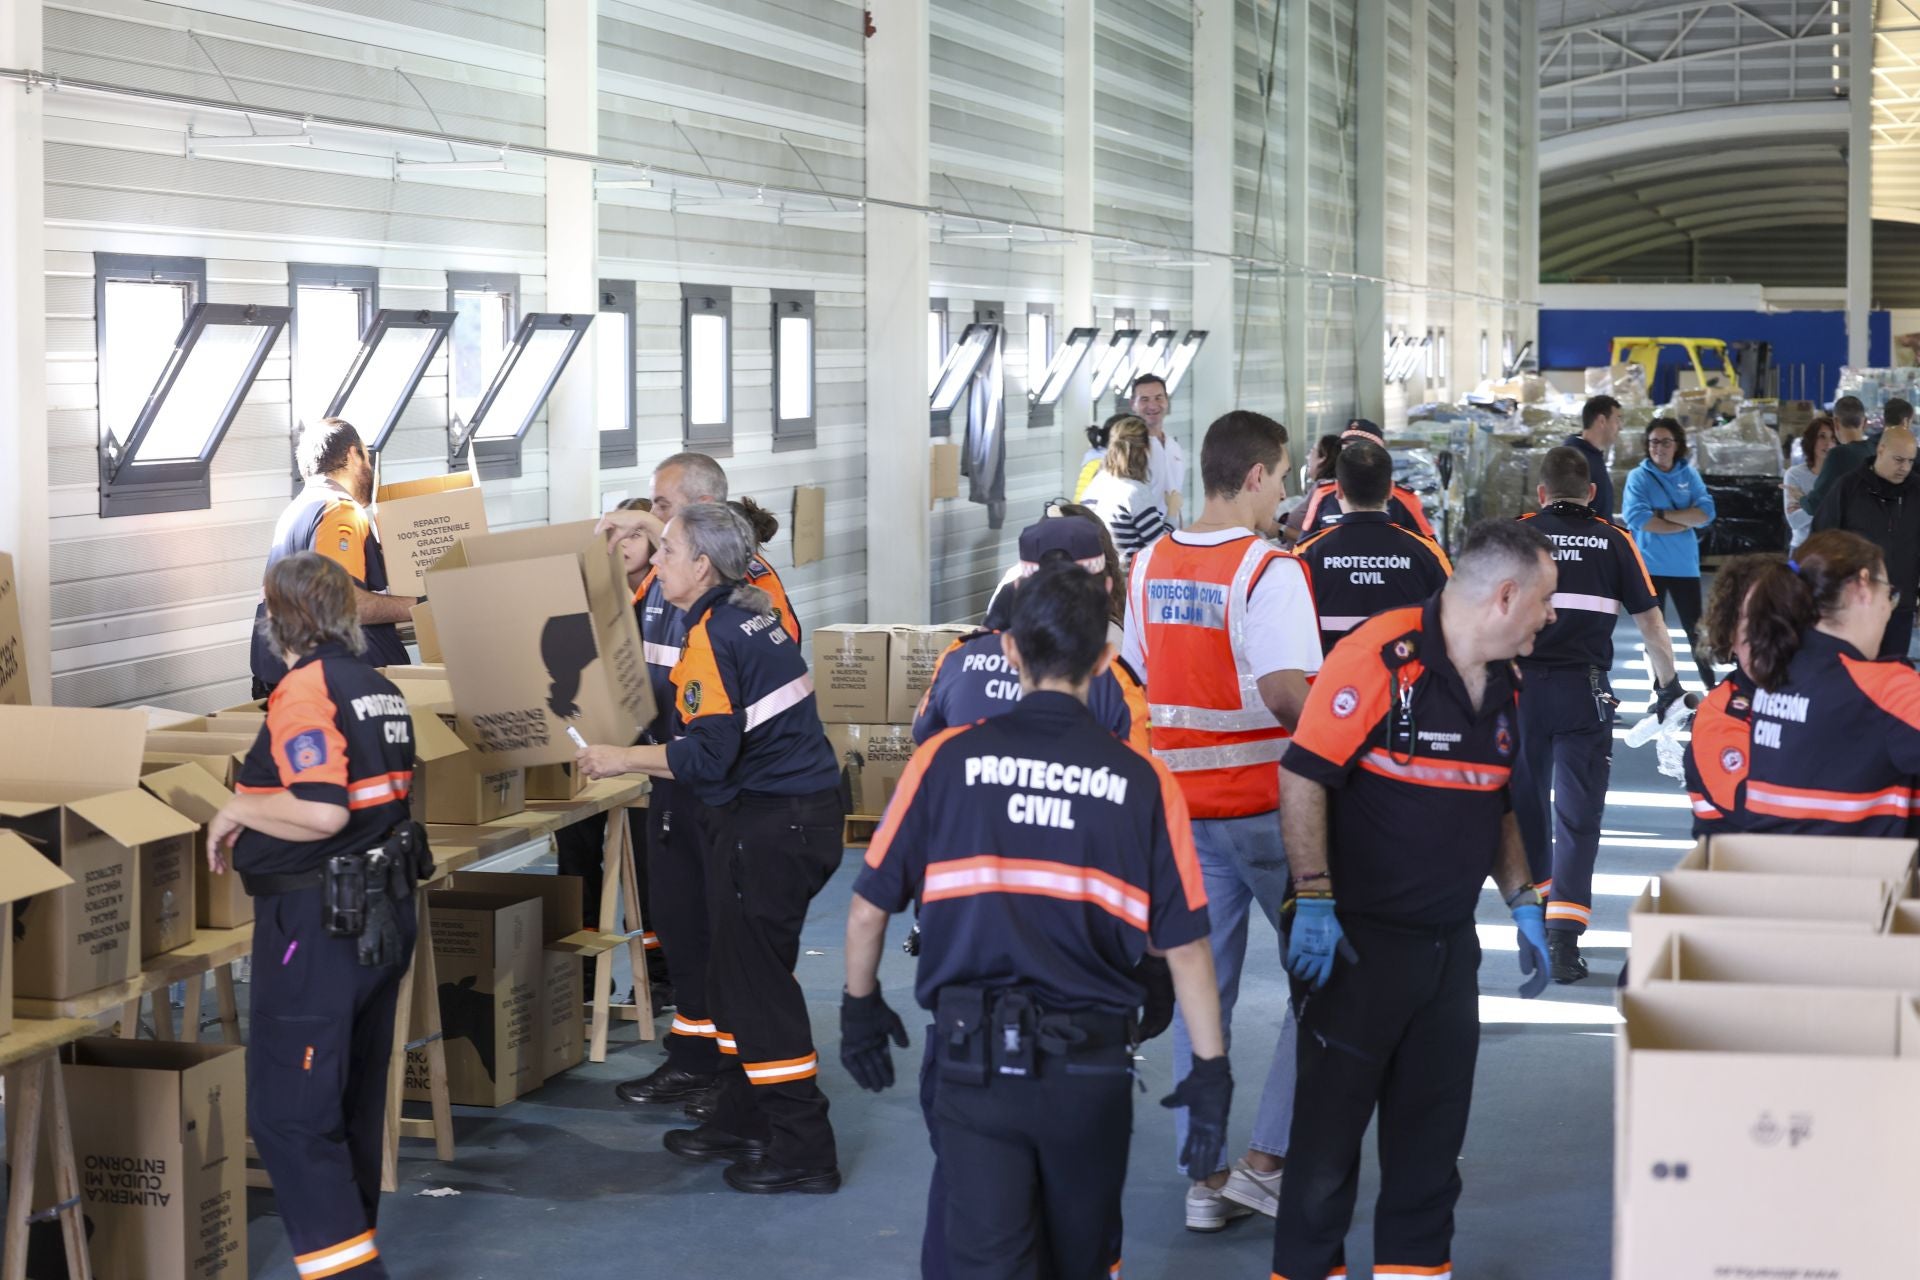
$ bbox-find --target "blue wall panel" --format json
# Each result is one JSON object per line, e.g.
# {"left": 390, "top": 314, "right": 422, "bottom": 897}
{"left": 1539, "top": 309, "right": 1892, "bottom": 405}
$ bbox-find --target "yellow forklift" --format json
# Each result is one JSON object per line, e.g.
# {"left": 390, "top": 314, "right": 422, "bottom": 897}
{"left": 1609, "top": 336, "right": 1742, "bottom": 395}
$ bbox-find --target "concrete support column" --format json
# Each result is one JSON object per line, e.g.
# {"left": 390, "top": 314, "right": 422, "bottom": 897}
{"left": 1406, "top": 0, "right": 1431, "bottom": 412}
{"left": 1190, "top": 0, "right": 1236, "bottom": 479}
{"left": 0, "top": 8, "right": 50, "bottom": 704}
{"left": 1450, "top": 0, "right": 1483, "bottom": 405}
{"left": 1353, "top": 0, "right": 1388, "bottom": 424}
{"left": 1847, "top": 0, "right": 1873, "bottom": 368}
{"left": 1284, "top": 0, "right": 1310, "bottom": 438}
{"left": 866, "top": 1, "right": 932, "bottom": 622}
{"left": 1518, "top": 0, "right": 1542, "bottom": 355}
{"left": 1060, "top": 0, "right": 1095, "bottom": 494}
{"left": 543, "top": 0, "right": 599, "bottom": 521}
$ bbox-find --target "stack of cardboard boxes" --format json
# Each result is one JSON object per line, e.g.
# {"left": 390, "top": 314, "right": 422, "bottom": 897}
{"left": 812, "top": 623, "right": 969, "bottom": 817}
{"left": 1616, "top": 834, "right": 1920, "bottom": 1278}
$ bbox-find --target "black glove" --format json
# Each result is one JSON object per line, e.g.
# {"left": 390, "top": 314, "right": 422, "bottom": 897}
{"left": 1134, "top": 955, "right": 1175, "bottom": 1042}
{"left": 1161, "top": 1054, "right": 1234, "bottom": 1178}
{"left": 1652, "top": 676, "right": 1687, "bottom": 719}
{"left": 840, "top": 989, "right": 909, "bottom": 1092}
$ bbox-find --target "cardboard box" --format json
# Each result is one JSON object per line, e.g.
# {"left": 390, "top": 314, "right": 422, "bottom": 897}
{"left": 140, "top": 764, "right": 251, "bottom": 930}
{"left": 381, "top": 663, "right": 449, "bottom": 684}
{"left": 0, "top": 832, "right": 73, "bottom": 1038}
{"left": 1892, "top": 901, "right": 1920, "bottom": 935}
{"left": 137, "top": 823, "right": 195, "bottom": 961}
{"left": 0, "top": 706, "right": 197, "bottom": 1000}
{"left": 0, "top": 551, "right": 26, "bottom": 706}
{"left": 813, "top": 625, "right": 891, "bottom": 723}
{"left": 405, "top": 891, "right": 543, "bottom": 1107}
{"left": 204, "top": 710, "right": 267, "bottom": 735}
{"left": 131, "top": 705, "right": 208, "bottom": 730}
{"left": 142, "top": 730, "right": 257, "bottom": 789}
{"left": 825, "top": 723, "right": 917, "bottom": 816}
{"left": 399, "top": 706, "right": 520, "bottom": 826}
{"left": 1777, "top": 399, "right": 1817, "bottom": 438}
{"left": 1685, "top": 833, "right": 1917, "bottom": 886}
{"left": 524, "top": 762, "right": 590, "bottom": 801}
{"left": 1628, "top": 871, "right": 1894, "bottom": 972}
{"left": 930, "top": 443, "right": 961, "bottom": 502}
{"left": 792, "top": 485, "right": 825, "bottom": 567}
{"left": 411, "top": 598, "right": 443, "bottom": 663}
{"left": 445, "top": 871, "right": 588, "bottom": 1080}
{"left": 1634, "top": 928, "right": 1920, "bottom": 991}
{"left": 1615, "top": 986, "right": 1920, "bottom": 1280}
{"left": 887, "top": 626, "right": 969, "bottom": 722}
{"left": 423, "top": 522, "right": 654, "bottom": 768}
{"left": 52, "top": 1038, "right": 247, "bottom": 1280}
{"left": 372, "top": 473, "right": 489, "bottom": 598}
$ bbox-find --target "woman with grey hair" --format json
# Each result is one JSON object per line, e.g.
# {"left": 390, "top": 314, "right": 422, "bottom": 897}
{"left": 577, "top": 502, "right": 847, "bottom": 1196}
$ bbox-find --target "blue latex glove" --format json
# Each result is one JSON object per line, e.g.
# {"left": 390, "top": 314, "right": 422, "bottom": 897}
{"left": 1286, "top": 897, "right": 1358, "bottom": 990}
{"left": 1512, "top": 902, "right": 1550, "bottom": 999}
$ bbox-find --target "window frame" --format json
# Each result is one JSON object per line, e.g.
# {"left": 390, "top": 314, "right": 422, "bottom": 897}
{"left": 598, "top": 280, "right": 639, "bottom": 469}
{"left": 97, "top": 300, "right": 290, "bottom": 516}
{"left": 452, "top": 311, "right": 594, "bottom": 478}
{"left": 324, "top": 308, "right": 456, "bottom": 454}
{"left": 1162, "top": 330, "right": 1209, "bottom": 394}
{"left": 681, "top": 283, "right": 734, "bottom": 455}
{"left": 1027, "top": 324, "right": 1101, "bottom": 424}
{"left": 771, "top": 288, "right": 817, "bottom": 453}
{"left": 288, "top": 263, "right": 379, "bottom": 480}
{"left": 94, "top": 253, "right": 207, "bottom": 461}
{"left": 446, "top": 270, "right": 520, "bottom": 439}
{"left": 929, "top": 297, "right": 951, "bottom": 396}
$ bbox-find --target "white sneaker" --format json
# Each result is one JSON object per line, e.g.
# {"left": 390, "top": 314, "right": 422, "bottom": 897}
{"left": 1219, "top": 1158, "right": 1283, "bottom": 1217}
{"left": 1184, "top": 1180, "right": 1254, "bottom": 1232}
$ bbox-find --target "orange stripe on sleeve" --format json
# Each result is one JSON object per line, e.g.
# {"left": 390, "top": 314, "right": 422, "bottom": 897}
{"left": 918, "top": 638, "right": 967, "bottom": 723}
{"left": 1615, "top": 525, "right": 1657, "bottom": 597}
{"left": 1688, "top": 681, "right": 1750, "bottom": 813}
{"left": 1287, "top": 613, "right": 1410, "bottom": 768}
{"left": 1300, "top": 484, "right": 1332, "bottom": 531}
{"left": 1113, "top": 656, "right": 1153, "bottom": 756}
{"left": 268, "top": 663, "right": 350, "bottom": 790}
{"left": 671, "top": 620, "right": 735, "bottom": 721}
{"left": 1393, "top": 486, "right": 1437, "bottom": 539}
{"left": 1841, "top": 655, "right": 1920, "bottom": 732}
{"left": 1391, "top": 524, "right": 1453, "bottom": 576}
{"left": 864, "top": 725, "right": 971, "bottom": 869}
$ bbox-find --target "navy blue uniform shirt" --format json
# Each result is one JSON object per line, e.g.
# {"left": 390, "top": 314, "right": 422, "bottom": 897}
{"left": 911, "top": 629, "right": 1151, "bottom": 752}
{"left": 1565, "top": 434, "right": 1616, "bottom": 518}
{"left": 1519, "top": 502, "right": 1658, "bottom": 671}
{"left": 855, "top": 692, "right": 1209, "bottom": 1015}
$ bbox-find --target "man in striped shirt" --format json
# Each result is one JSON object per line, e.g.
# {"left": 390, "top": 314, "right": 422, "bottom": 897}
{"left": 1513, "top": 446, "right": 1681, "bottom": 983}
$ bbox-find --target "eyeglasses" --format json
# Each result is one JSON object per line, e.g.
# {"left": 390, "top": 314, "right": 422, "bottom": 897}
{"left": 1647, "top": 437, "right": 1677, "bottom": 449}
{"left": 1874, "top": 576, "right": 1901, "bottom": 606}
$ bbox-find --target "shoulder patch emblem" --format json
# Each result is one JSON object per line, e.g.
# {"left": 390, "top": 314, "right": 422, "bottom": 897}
{"left": 1720, "top": 747, "right": 1745, "bottom": 773}
{"left": 1728, "top": 695, "right": 1750, "bottom": 715}
{"left": 1392, "top": 638, "right": 1415, "bottom": 661}
{"left": 339, "top": 538, "right": 352, "bottom": 552}
{"left": 1331, "top": 686, "right": 1361, "bottom": 718}
{"left": 1495, "top": 712, "right": 1514, "bottom": 757}
{"left": 683, "top": 680, "right": 703, "bottom": 714}
{"left": 287, "top": 729, "right": 328, "bottom": 773}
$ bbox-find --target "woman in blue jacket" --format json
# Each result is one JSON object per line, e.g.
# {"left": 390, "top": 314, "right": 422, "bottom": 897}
{"left": 1623, "top": 417, "right": 1718, "bottom": 687}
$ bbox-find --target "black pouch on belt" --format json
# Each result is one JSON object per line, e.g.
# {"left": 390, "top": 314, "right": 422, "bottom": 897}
{"left": 1589, "top": 665, "right": 1619, "bottom": 722}
{"left": 934, "top": 986, "right": 989, "bottom": 1087}
{"left": 991, "top": 990, "right": 1038, "bottom": 1079}
{"left": 324, "top": 854, "right": 368, "bottom": 937}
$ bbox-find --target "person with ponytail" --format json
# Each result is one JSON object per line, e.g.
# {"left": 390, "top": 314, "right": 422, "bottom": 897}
{"left": 577, "top": 501, "right": 846, "bottom": 1195}
{"left": 1736, "top": 529, "right": 1920, "bottom": 835}
{"left": 1682, "top": 554, "right": 1772, "bottom": 833}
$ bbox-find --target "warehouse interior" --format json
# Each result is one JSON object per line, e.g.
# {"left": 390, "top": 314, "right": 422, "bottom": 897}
{"left": 0, "top": 1, "right": 1915, "bottom": 1278}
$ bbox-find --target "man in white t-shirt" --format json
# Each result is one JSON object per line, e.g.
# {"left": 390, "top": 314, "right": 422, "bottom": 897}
{"left": 1133, "top": 373, "right": 1185, "bottom": 525}
{"left": 1123, "top": 409, "right": 1321, "bottom": 1233}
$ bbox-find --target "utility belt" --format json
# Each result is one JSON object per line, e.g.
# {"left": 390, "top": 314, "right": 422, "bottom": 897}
{"left": 933, "top": 985, "right": 1132, "bottom": 1087}
{"left": 242, "top": 822, "right": 431, "bottom": 968}
{"left": 1522, "top": 660, "right": 1619, "bottom": 724}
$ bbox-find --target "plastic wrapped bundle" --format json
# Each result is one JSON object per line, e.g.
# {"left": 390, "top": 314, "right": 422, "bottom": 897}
{"left": 1586, "top": 363, "right": 1651, "bottom": 407}
{"left": 1698, "top": 474, "right": 1788, "bottom": 556}
{"left": 1694, "top": 414, "right": 1783, "bottom": 478}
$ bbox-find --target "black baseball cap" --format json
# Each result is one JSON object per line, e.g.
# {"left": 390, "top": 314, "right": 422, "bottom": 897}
{"left": 1343, "top": 418, "right": 1384, "bottom": 442}
{"left": 1018, "top": 514, "right": 1108, "bottom": 575}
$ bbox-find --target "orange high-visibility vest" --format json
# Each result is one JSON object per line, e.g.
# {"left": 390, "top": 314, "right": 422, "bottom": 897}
{"left": 1129, "top": 533, "right": 1296, "bottom": 817}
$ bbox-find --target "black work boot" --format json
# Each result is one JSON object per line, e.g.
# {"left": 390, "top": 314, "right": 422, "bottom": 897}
{"left": 722, "top": 1156, "right": 841, "bottom": 1195}
{"left": 1547, "top": 930, "right": 1589, "bottom": 984}
{"left": 683, "top": 1077, "right": 725, "bottom": 1125}
{"left": 615, "top": 1064, "right": 715, "bottom": 1105}
{"left": 664, "top": 1124, "right": 768, "bottom": 1164}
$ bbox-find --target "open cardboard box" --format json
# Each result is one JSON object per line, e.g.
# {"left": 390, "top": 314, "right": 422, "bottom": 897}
{"left": 0, "top": 550, "right": 26, "bottom": 706}
{"left": 422, "top": 521, "right": 653, "bottom": 768}
{"left": 0, "top": 832, "right": 74, "bottom": 1037}
{"left": 446, "top": 870, "right": 588, "bottom": 1078}
{"left": 1628, "top": 871, "right": 1894, "bottom": 972}
{"left": 1685, "top": 833, "right": 1917, "bottom": 890}
{"left": 404, "top": 890, "right": 544, "bottom": 1107}
{"left": 1632, "top": 927, "right": 1920, "bottom": 991}
{"left": 0, "top": 706, "right": 197, "bottom": 1000}
{"left": 1615, "top": 985, "right": 1920, "bottom": 1279}
{"left": 142, "top": 729, "right": 257, "bottom": 788}
{"left": 372, "top": 473, "right": 488, "bottom": 598}
{"left": 139, "top": 763, "right": 250, "bottom": 929}
{"left": 388, "top": 684, "right": 526, "bottom": 825}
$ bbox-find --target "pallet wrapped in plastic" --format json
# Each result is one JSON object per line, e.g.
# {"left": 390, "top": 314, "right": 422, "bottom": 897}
{"left": 1694, "top": 411, "right": 1783, "bottom": 479}
{"left": 1585, "top": 363, "right": 1650, "bottom": 407}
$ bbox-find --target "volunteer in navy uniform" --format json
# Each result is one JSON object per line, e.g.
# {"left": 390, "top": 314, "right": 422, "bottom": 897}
{"left": 577, "top": 502, "right": 843, "bottom": 1194}
{"left": 1729, "top": 530, "right": 1920, "bottom": 836}
{"left": 915, "top": 515, "right": 1150, "bottom": 752}
{"left": 592, "top": 456, "right": 798, "bottom": 1121}
{"left": 1295, "top": 439, "right": 1452, "bottom": 653}
{"left": 210, "top": 552, "right": 425, "bottom": 1280}
{"left": 1292, "top": 419, "right": 1438, "bottom": 539}
{"left": 251, "top": 418, "right": 419, "bottom": 697}
{"left": 1684, "top": 554, "right": 1770, "bottom": 833}
{"left": 841, "top": 562, "right": 1231, "bottom": 1280}
{"left": 1513, "top": 447, "right": 1681, "bottom": 983}
{"left": 1568, "top": 394, "right": 1622, "bottom": 519}
{"left": 1272, "top": 519, "right": 1560, "bottom": 1280}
